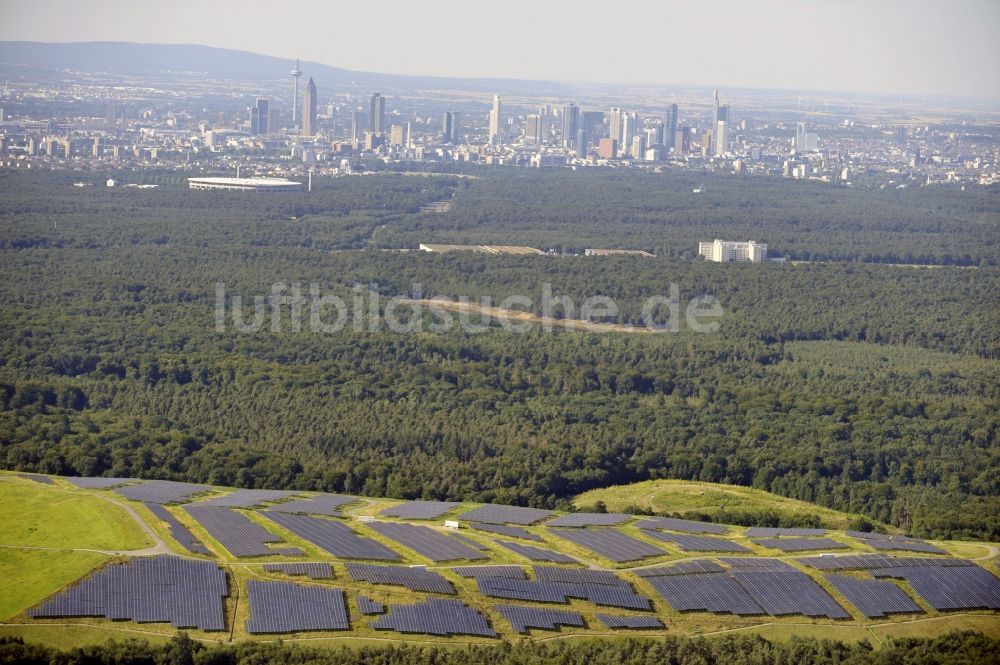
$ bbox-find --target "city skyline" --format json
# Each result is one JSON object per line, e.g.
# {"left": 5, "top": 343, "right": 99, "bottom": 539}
{"left": 1, "top": 0, "right": 998, "bottom": 99}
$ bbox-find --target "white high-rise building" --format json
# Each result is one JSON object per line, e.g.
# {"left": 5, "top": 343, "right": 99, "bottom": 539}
{"left": 714, "top": 120, "right": 728, "bottom": 156}
{"left": 698, "top": 239, "right": 767, "bottom": 263}
{"left": 488, "top": 95, "right": 502, "bottom": 145}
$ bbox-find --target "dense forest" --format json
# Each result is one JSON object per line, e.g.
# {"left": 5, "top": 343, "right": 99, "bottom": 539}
{"left": 4, "top": 632, "right": 1000, "bottom": 665}
{"left": 1, "top": 170, "right": 998, "bottom": 539}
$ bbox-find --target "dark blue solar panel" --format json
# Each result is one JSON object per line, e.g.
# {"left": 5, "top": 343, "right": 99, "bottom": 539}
{"left": 492, "top": 539, "right": 579, "bottom": 563}
{"left": 633, "top": 517, "right": 728, "bottom": 535}
{"left": 796, "top": 554, "right": 972, "bottom": 571}
{"left": 468, "top": 522, "right": 543, "bottom": 541}
{"left": 645, "top": 572, "right": 763, "bottom": 615}
{"left": 265, "top": 494, "right": 356, "bottom": 516}
{"left": 642, "top": 531, "right": 750, "bottom": 552}
{"left": 114, "top": 480, "right": 212, "bottom": 504}
{"left": 345, "top": 563, "right": 455, "bottom": 594}
{"left": 357, "top": 595, "right": 384, "bottom": 615}
{"left": 825, "top": 574, "right": 923, "bottom": 618}
{"left": 744, "top": 527, "right": 827, "bottom": 537}
{"left": 185, "top": 505, "right": 296, "bottom": 557}
{"left": 548, "top": 528, "right": 664, "bottom": 562}
{"left": 858, "top": 538, "right": 948, "bottom": 554}
{"left": 458, "top": 505, "right": 554, "bottom": 525}
{"left": 547, "top": 513, "right": 632, "bottom": 527}
{"left": 751, "top": 537, "right": 849, "bottom": 552}
{"left": 245, "top": 580, "right": 349, "bottom": 633}
{"left": 378, "top": 501, "right": 461, "bottom": 519}
{"left": 496, "top": 604, "right": 583, "bottom": 634}
{"left": 452, "top": 565, "right": 526, "bottom": 582}
{"left": 366, "top": 521, "right": 486, "bottom": 562}
{"left": 634, "top": 560, "right": 725, "bottom": 577}
{"left": 263, "top": 563, "right": 334, "bottom": 579}
{"left": 64, "top": 476, "right": 135, "bottom": 489}
{"left": 16, "top": 473, "right": 54, "bottom": 485}
{"left": 143, "top": 502, "right": 210, "bottom": 555}
{"left": 371, "top": 598, "right": 495, "bottom": 636}
{"left": 719, "top": 558, "right": 795, "bottom": 570}
{"left": 533, "top": 566, "right": 619, "bottom": 586}
{"left": 262, "top": 511, "right": 400, "bottom": 560}
{"left": 872, "top": 565, "right": 1000, "bottom": 610}
{"left": 29, "top": 556, "right": 228, "bottom": 630}
{"left": 475, "top": 567, "right": 650, "bottom": 610}
{"left": 731, "top": 570, "right": 850, "bottom": 619}
{"left": 596, "top": 613, "right": 665, "bottom": 629}
{"left": 199, "top": 489, "right": 302, "bottom": 507}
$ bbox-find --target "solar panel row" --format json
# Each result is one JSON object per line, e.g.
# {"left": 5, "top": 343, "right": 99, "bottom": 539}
{"left": 845, "top": 531, "right": 926, "bottom": 542}
{"left": 731, "top": 570, "right": 850, "bottom": 619}
{"left": 642, "top": 531, "right": 750, "bottom": 553}
{"left": 548, "top": 528, "right": 664, "bottom": 562}
{"left": 263, "top": 562, "right": 334, "bottom": 579}
{"left": 857, "top": 538, "right": 947, "bottom": 554}
{"left": 795, "top": 554, "right": 972, "bottom": 571}
{"left": 371, "top": 598, "right": 495, "bottom": 637}
{"left": 475, "top": 568, "right": 651, "bottom": 610}
{"left": 751, "top": 537, "right": 849, "bottom": 552}
{"left": 458, "top": 505, "right": 554, "bottom": 525}
{"left": 645, "top": 572, "right": 763, "bottom": 615}
{"left": 29, "top": 556, "right": 228, "bottom": 630}
{"left": 718, "top": 557, "right": 795, "bottom": 570}
{"left": 452, "top": 565, "right": 526, "bottom": 582}
{"left": 633, "top": 517, "right": 728, "bottom": 535}
{"left": 744, "top": 527, "right": 827, "bottom": 537}
{"left": 634, "top": 560, "right": 725, "bottom": 577}
{"left": 356, "top": 595, "right": 385, "bottom": 615}
{"left": 265, "top": 494, "right": 356, "bottom": 517}
{"left": 468, "top": 522, "right": 543, "bottom": 541}
{"left": 378, "top": 501, "right": 461, "bottom": 519}
{"left": 873, "top": 565, "right": 1000, "bottom": 611}
{"left": 143, "top": 502, "right": 210, "bottom": 555}
{"left": 185, "top": 505, "right": 299, "bottom": 557}
{"left": 64, "top": 476, "right": 134, "bottom": 489}
{"left": 344, "top": 563, "right": 455, "bottom": 595}
{"left": 546, "top": 512, "right": 632, "bottom": 527}
{"left": 366, "top": 521, "right": 486, "bottom": 562}
{"left": 16, "top": 473, "right": 54, "bottom": 485}
{"left": 492, "top": 539, "right": 579, "bottom": 563}
{"left": 596, "top": 613, "right": 665, "bottom": 629}
{"left": 825, "top": 574, "right": 923, "bottom": 618}
{"left": 496, "top": 604, "right": 583, "bottom": 634}
{"left": 245, "top": 580, "right": 349, "bottom": 633}
{"left": 115, "top": 480, "right": 212, "bottom": 504}
{"left": 262, "top": 511, "right": 400, "bottom": 560}
{"left": 199, "top": 489, "right": 301, "bottom": 507}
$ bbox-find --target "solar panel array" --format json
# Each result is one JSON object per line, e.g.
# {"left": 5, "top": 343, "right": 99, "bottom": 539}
{"left": 473, "top": 566, "right": 651, "bottom": 610}
{"left": 549, "top": 528, "right": 664, "bottom": 562}
{"left": 873, "top": 565, "right": 1000, "bottom": 610}
{"left": 546, "top": 513, "right": 632, "bottom": 527}
{"left": 198, "top": 489, "right": 301, "bottom": 507}
{"left": 645, "top": 572, "right": 763, "bottom": 615}
{"left": 29, "top": 556, "right": 227, "bottom": 630}
{"left": 185, "top": 505, "right": 300, "bottom": 557}
{"left": 378, "top": 501, "right": 461, "bottom": 519}
{"left": 796, "top": 554, "right": 972, "bottom": 571}
{"left": 357, "top": 595, "right": 385, "bottom": 614}
{"left": 366, "top": 521, "right": 487, "bottom": 562}
{"left": 458, "top": 505, "right": 555, "bottom": 525}
{"left": 825, "top": 574, "right": 923, "bottom": 618}
{"left": 452, "top": 565, "right": 526, "bottom": 582}
{"left": 451, "top": 532, "right": 490, "bottom": 551}
{"left": 143, "top": 502, "right": 210, "bottom": 555}
{"left": 633, "top": 517, "right": 728, "bottom": 535}
{"left": 492, "top": 539, "right": 579, "bottom": 564}
{"left": 744, "top": 527, "right": 827, "bottom": 537}
{"left": 468, "top": 522, "right": 543, "bottom": 541}
{"left": 596, "top": 613, "right": 665, "bottom": 629}
{"left": 64, "top": 476, "right": 134, "bottom": 489}
{"left": 718, "top": 557, "right": 796, "bottom": 570}
{"left": 263, "top": 563, "right": 334, "bottom": 579}
{"left": 634, "top": 560, "right": 725, "bottom": 577}
{"left": 265, "top": 494, "right": 356, "bottom": 516}
{"left": 642, "top": 531, "right": 750, "bottom": 553}
{"left": 345, "top": 563, "right": 455, "bottom": 594}
{"left": 751, "top": 537, "right": 849, "bottom": 552}
{"left": 115, "top": 480, "right": 212, "bottom": 504}
{"left": 857, "top": 538, "right": 947, "bottom": 554}
{"left": 244, "top": 580, "right": 349, "bottom": 633}
{"left": 262, "top": 511, "right": 400, "bottom": 560}
{"left": 16, "top": 473, "right": 54, "bottom": 484}
{"left": 845, "top": 531, "right": 925, "bottom": 542}
{"left": 730, "top": 570, "right": 850, "bottom": 618}
{"left": 371, "top": 598, "right": 495, "bottom": 637}
{"left": 497, "top": 604, "right": 584, "bottom": 634}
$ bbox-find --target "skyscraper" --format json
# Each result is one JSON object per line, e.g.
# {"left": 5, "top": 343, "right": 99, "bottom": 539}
{"left": 302, "top": 78, "right": 317, "bottom": 137}
{"left": 711, "top": 90, "right": 730, "bottom": 154}
{"left": 609, "top": 108, "right": 623, "bottom": 148}
{"left": 525, "top": 114, "right": 542, "bottom": 144}
{"left": 796, "top": 122, "right": 807, "bottom": 152}
{"left": 370, "top": 93, "right": 385, "bottom": 136}
{"left": 251, "top": 97, "right": 269, "bottom": 135}
{"left": 488, "top": 95, "right": 502, "bottom": 145}
{"left": 291, "top": 58, "right": 302, "bottom": 132}
{"left": 442, "top": 111, "right": 461, "bottom": 144}
{"left": 621, "top": 112, "right": 638, "bottom": 155}
{"left": 714, "top": 120, "right": 728, "bottom": 156}
{"left": 664, "top": 103, "right": 678, "bottom": 149}
{"left": 561, "top": 103, "right": 579, "bottom": 149}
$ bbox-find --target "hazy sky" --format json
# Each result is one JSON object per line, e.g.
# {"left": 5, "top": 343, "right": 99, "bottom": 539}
{"left": 2, "top": 0, "right": 999, "bottom": 98}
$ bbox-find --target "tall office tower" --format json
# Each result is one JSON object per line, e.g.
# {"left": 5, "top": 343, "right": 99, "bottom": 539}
{"left": 675, "top": 126, "right": 691, "bottom": 154}
{"left": 665, "top": 103, "right": 678, "bottom": 149}
{"left": 406, "top": 121, "right": 414, "bottom": 148}
{"left": 369, "top": 92, "right": 386, "bottom": 136}
{"left": 631, "top": 134, "right": 644, "bottom": 160}
{"left": 442, "top": 111, "right": 461, "bottom": 144}
{"left": 268, "top": 108, "right": 281, "bottom": 133}
{"left": 561, "top": 103, "right": 579, "bottom": 148}
{"left": 302, "top": 78, "right": 317, "bottom": 136}
{"left": 621, "top": 112, "right": 638, "bottom": 154}
{"left": 525, "top": 114, "right": 542, "bottom": 144}
{"left": 488, "top": 95, "right": 502, "bottom": 145}
{"left": 714, "top": 120, "right": 728, "bottom": 156}
{"left": 576, "top": 127, "right": 587, "bottom": 157}
{"left": 389, "top": 124, "right": 405, "bottom": 147}
{"left": 581, "top": 110, "right": 604, "bottom": 149}
{"left": 609, "top": 108, "right": 623, "bottom": 149}
{"left": 795, "top": 121, "right": 807, "bottom": 151}
{"left": 251, "top": 97, "right": 269, "bottom": 135}
{"left": 291, "top": 58, "right": 302, "bottom": 131}
{"left": 351, "top": 110, "right": 364, "bottom": 142}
